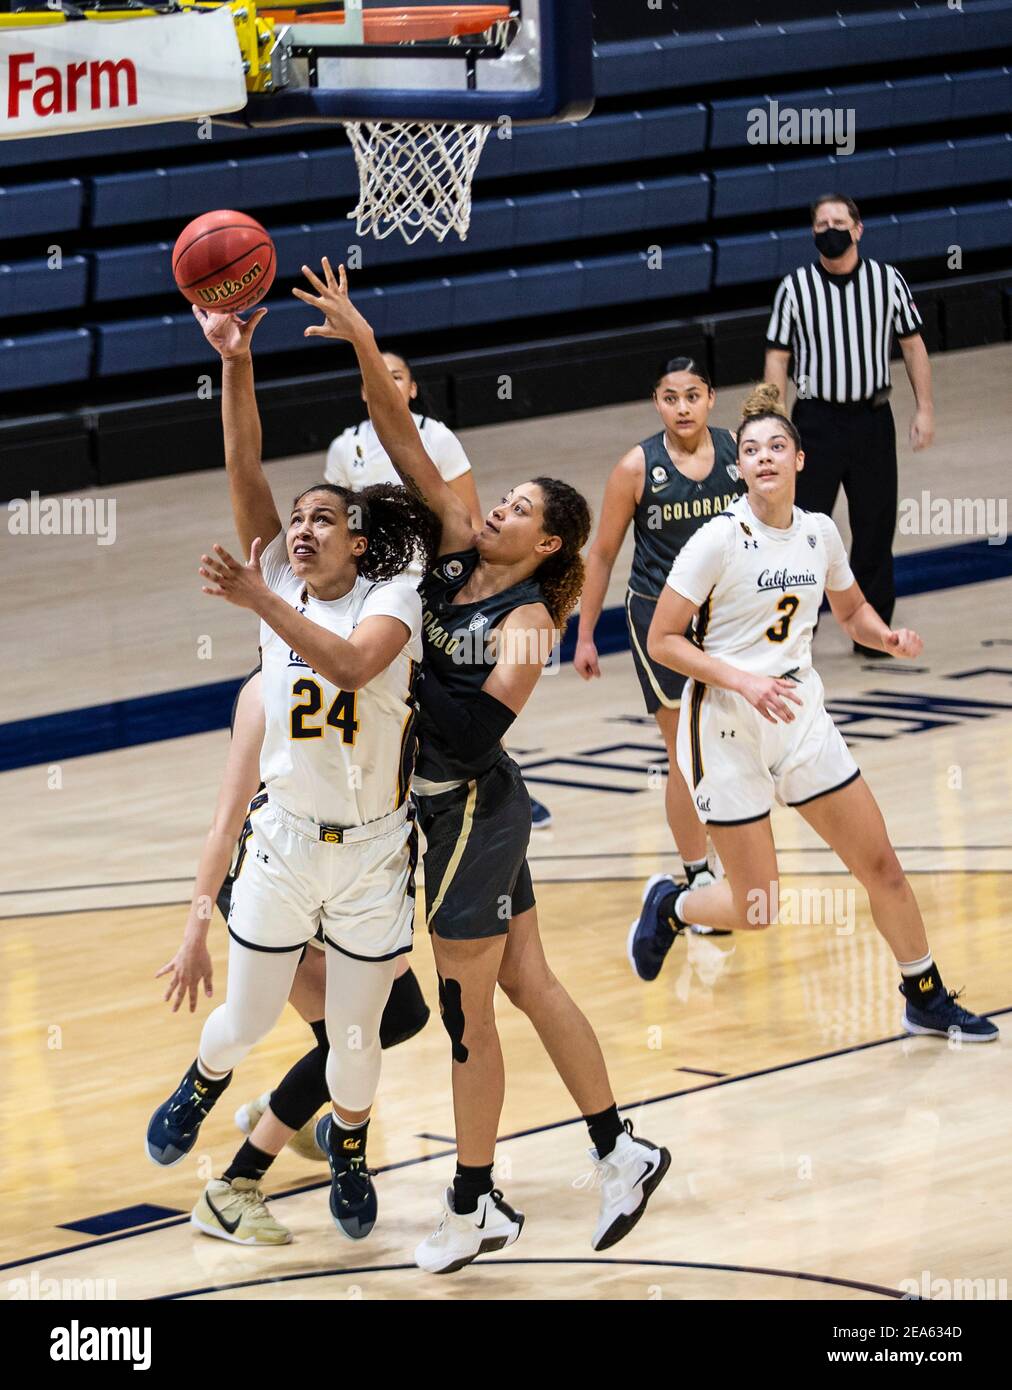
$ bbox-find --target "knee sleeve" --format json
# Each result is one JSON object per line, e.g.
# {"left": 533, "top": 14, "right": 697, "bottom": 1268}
{"left": 269, "top": 1043, "right": 329, "bottom": 1131}
{"left": 437, "top": 974, "right": 469, "bottom": 1063}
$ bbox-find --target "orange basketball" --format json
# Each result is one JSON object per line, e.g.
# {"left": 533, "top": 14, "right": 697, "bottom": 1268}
{"left": 172, "top": 210, "right": 276, "bottom": 313}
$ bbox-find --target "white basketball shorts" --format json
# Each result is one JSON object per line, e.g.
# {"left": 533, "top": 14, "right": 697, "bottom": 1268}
{"left": 676, "top": 669, "right": 859, "bottom": 825}
{"left": 227, "top": 797, "right": 417, "bottom": 960}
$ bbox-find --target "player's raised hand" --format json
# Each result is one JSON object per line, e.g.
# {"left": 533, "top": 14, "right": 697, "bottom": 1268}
{"left": 574, "top": 637, "right": 602, "bottom": 680}
{"left": 156, "top": 935, "right": 214, "bottom": 1014}
{"left": 200, "top": 538, "right": 269, "bottom": 611}
{"left": 192, "top": 304, "right": 268, "bottom": 359}
{"left": 738, "top": 673, "right": 803, "bottom": 724}
{"left": 884, "top": 627, "right": 923, "bottom": 659}
{"left": 294, "top": 259, "right": 371, "bottom": 342}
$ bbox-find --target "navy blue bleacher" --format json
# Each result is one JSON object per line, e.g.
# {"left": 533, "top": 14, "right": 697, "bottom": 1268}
{"left": 710, "top": 68, "right": 1012, "bottom": 148}
{"left": 94, "top": 242, "right": 713, "bottom": 376}
{"left": 1, "top": 2, "right": 1011, "bottom": 404}
{"left": 90, "top": 174, "right": 711, "bottom": 302}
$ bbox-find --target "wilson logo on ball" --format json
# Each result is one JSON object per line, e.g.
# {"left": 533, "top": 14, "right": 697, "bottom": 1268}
{"left": 196, "top": 263, "right": 265, "bottom": 305}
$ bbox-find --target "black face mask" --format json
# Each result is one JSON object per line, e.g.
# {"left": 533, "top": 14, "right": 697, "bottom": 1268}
{"left": 814, "top": 227, "right": 854, "bottom": 259}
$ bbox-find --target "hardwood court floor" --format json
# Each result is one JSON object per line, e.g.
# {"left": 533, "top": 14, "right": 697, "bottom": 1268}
{"left": 1, "top": 346, "right": 1009, "bottom": 1299}
{"left": 1, "top": 871, "right": 1009, "bottom": 1300}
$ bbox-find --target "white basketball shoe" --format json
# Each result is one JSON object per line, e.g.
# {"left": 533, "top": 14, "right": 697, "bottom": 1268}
{"left": 414, "top": 1187, "right": 524, "bottom": 1275}
{"left": 590, "top": 1121, "right": 671, "bottom": 1250}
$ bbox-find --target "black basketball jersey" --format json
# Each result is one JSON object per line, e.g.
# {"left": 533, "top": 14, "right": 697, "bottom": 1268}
{"left": 628, "top": 427, "right": 743, "bottom": 598}
{"left": 416, "top": 549, "right": 545, "bottom": 783}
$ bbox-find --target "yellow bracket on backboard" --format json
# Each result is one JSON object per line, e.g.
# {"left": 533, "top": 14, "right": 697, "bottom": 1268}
{"left": 0, "top": 1, "right": 276, "bottom": 94}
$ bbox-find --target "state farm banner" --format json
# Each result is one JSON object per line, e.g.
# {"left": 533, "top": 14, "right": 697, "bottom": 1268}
{"left": 1, "top": 7, "right": 248, "bottom": 140}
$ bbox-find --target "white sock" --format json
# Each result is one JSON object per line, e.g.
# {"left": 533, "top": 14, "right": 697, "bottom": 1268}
{"left": 332, "top": 1110, "right": 368, "bottom": 1130}
{"left": 898, "top": 952, "right": 933, "bottom": 977}
{"left": 673, "top": 890, "right": 691, "bottom": 925}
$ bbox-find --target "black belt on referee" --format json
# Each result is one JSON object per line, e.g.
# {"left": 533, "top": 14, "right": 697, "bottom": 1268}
{"left": 799, "top": 387, "right": 892, "bottom": 412}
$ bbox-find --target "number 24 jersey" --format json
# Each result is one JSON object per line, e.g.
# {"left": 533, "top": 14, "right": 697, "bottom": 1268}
{"left": 258, "top": 533, "right": 423, "bottom": 826}
{"left": 666, "top": 496, "right": 855, "bottom": 678}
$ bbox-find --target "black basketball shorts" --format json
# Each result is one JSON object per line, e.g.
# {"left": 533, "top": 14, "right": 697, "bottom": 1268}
{"left": 413, "top": 754, "right": 536, "bottom": 941}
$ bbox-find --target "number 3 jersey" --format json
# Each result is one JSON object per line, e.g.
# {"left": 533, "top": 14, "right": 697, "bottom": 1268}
{"left": 257, "top": 533, "right": 423, "bottom": 826}
{"left": 666, "top": 496, "right": 855, "bottom": 677}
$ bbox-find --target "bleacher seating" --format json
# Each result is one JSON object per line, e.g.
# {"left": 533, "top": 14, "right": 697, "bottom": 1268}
{"left": 0, "top": 1, "right": 1010, "bottom": 406}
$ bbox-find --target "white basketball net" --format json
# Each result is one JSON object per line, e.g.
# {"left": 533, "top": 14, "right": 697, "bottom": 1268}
{"left": 342, "top": 118, "right": 492, "bottom": 244}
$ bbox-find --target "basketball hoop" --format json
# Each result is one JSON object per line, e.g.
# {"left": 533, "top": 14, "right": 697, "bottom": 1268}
{"left": 264, "top": 4, "right": 514, "bottom": 243}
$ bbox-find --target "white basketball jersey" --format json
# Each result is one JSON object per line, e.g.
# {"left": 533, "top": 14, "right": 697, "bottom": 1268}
{"left": 258, "top": 534, "right": 423, "bottom": 826}
{"left": 666, "top": 496, "right": 854, "bottom": 677}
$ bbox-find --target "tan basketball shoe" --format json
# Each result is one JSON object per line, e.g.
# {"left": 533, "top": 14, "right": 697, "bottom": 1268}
{"left": 234, "top": 1092, "right": 327, "bottom": 1162}
{"left": 191, "top": 1178, "right": 292, "bottom": 1246}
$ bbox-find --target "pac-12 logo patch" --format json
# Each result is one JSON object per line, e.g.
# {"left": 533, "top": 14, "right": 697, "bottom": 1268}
{"left": 651, "top": 465, "right": 667, "bottom": 484}
{"left": 807, "top": 534, "right": 817, "bottom": 548}
{"left": 443, "top": 559, "right": 464, "bottom": 579}
{"left": 469, "top": 612, "right": 488, "bottom": 632}
{"left": 739, "top": 522, "right": 753, "bottom": 537}
{"left": 726, "top": 462, "right": 742, "bottom": 482}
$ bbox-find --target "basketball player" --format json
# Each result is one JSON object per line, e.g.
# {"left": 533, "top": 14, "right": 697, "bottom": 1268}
{"left": 146, "top": 304, "right": 439, "bottom": 1245}
{"left": 574, "top": 358, "right": 743, "bottom": 920}
{"left": 327, "top": 350, "right": 554, "bottom": 831}
{"left": 156, "top": 665, "right": 429, "bottom": 1246}
{"left": 629, "top": 384, "right": 998, "bottom": 1044}
{"left": 294, "top": 258, "right": 671, "bottom": 1274}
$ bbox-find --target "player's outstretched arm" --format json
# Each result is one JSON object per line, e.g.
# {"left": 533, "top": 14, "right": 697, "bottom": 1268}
{"left": 575, "top": 449, "right": 641, "bottom": 679}
{"left": 156, "top": 669, "right": 265, "bottom": 1013}
{"left": 827, "top": 582, "right": 923, "bottom": 658}
{"left": 193, "top": 305, "right": 282, "bottom": 556}
{"left": 294, "top": 259, "right": 474, "bottom": 554}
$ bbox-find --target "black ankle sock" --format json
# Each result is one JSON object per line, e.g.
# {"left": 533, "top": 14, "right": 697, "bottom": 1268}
{"left": 331, "top": 1116, "right": 369, "bottom": 1163}
{"left": 190, "top": 1059, "right": 232, "bottom": 1105}
{"left": 380, "top": 968, "right": 431, "bottom": 1049}
{"left": 902, "top": 963, "right": 944, "bottom": 1005}
{"left": 309, "top": 1018, "right": 328, "bottom": 1049}
{"left": 223, "top": 1140, "right": 274, "bottom": 1184}
{"left": 453, "top": 1163, "right": 494, "bottom": 1214}
{"left": 584, "top": 1104, "right": 623, "bottom": 1160}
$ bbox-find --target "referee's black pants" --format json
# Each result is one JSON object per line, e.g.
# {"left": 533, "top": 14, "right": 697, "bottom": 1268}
{"left": 792, "top": 397, "right": 897, "bottom": 625}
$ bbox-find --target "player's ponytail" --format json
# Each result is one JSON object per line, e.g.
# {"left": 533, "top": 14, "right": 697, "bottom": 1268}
{"left": 292, "top": 483, "right": 438, "bottom": 580}
{"left": 737, "top": 383, "right": 801, "bottom": 450}
{"left": 531, "top": 476, "right": 592, "bottom": 633}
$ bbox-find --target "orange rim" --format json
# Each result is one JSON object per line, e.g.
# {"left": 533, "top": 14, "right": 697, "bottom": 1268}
{"left": 260, "top": 5, "right": 512, "bottom": 40}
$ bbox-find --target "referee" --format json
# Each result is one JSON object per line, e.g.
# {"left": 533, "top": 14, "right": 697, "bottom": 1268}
{"left": 764, "top": 193, "right": 935, "bottom": 655}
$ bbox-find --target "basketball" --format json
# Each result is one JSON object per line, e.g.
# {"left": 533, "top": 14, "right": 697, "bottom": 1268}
{"left": 171, "top": 210, "right": 276, "bottom": 313}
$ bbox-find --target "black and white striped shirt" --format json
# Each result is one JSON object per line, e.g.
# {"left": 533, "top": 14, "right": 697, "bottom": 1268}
{"left": 766, "top": 258, "right": 923, "bottom": 404}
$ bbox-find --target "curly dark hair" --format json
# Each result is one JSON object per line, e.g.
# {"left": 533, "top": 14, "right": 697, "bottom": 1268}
{"left": 530, "top": 476, "right": 592, "bottom": 632}
{"left": 292, "top": 483, "right": 439, "bottom": 580}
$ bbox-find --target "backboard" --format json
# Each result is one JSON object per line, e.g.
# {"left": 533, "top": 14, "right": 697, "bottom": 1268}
{"left": 239, "top": 0, "right": 595, "bottom": 128}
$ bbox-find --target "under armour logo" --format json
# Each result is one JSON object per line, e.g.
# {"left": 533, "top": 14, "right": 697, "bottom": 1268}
{"left": 256, "top": 850, "right": 270, "bottom": 864}
{"left": 720, "top": 729, "right": 736, "bottom": 738}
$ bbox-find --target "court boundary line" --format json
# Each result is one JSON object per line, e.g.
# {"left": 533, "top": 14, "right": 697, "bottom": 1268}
{"left": 156, "top": 1256, "right": 908, "bottom": 1302}
{"left": 4, "top": 1007, "right": 1009, "bottom": 1276}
